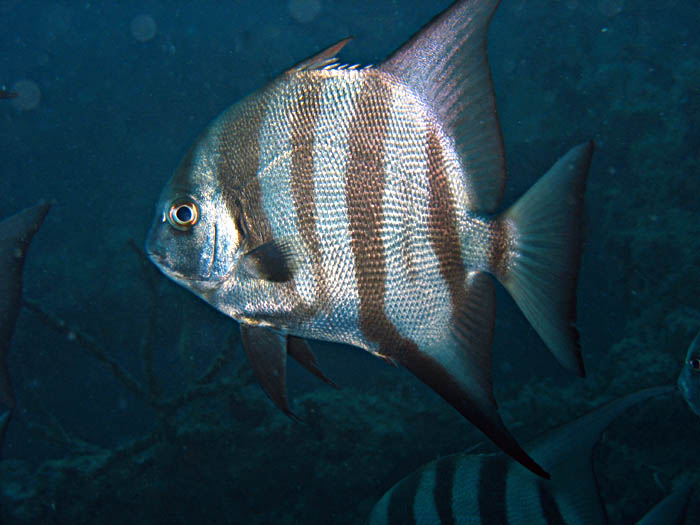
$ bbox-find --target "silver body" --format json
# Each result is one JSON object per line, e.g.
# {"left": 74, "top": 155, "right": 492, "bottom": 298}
{"left": 146, "top": 0, "right": 593, "bottom": 476}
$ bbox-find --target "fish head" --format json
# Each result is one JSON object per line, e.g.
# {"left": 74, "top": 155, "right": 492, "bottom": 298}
{"left": 146, "top": 136, "right": 241, "bottom": 295}
{"left": 677, "top": 330, "right": 700, "bottom": 416}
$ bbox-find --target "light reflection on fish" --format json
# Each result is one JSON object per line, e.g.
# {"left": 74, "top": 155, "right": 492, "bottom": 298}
{"left": 146, "top": 0, "right": 593, "bottom": 477}
{"left": 677, "top": 330, "right": 700, "bottom": 416}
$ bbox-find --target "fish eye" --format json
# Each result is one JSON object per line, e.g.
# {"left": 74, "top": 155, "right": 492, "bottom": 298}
{"left": 689, "top": 357, "right": 700, "bottom": 372}
{"left": 167, "top": 199, "right": 199, "bottom": 231}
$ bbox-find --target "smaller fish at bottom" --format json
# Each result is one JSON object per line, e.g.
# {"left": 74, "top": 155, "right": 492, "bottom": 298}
{"left": 370, "top": 386, "right": 675, "bottom": 525}
{"left": 677, "top": 330, "right": 700, "bottom": 416}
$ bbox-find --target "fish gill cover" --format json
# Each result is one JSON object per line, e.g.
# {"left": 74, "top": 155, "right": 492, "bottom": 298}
{"left": 0, "top": 1, "right": 698, "bottom": 524}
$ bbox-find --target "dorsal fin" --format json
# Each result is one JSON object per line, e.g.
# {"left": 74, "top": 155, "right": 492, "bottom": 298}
{"left": 289, "top": 37, "right": 353, "bottom": 73}
{"left": 380, "top": 0, "right": 505, "bottom": 212}
{"left": 530, "top": 385, "right": 675, "bottom": 470}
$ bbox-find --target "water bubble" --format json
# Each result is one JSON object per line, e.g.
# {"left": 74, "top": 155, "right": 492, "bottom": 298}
{"left": 131, "top": 14, "right": 157, "bottom": 42}
{"left": 11, "top": 80, "right": 41, "bottom": 111}
{"left": 597, "top": 0, "right": 625, "bottom": 17}
{"left": 288, "top": 0, "right": 321, "bottom": 24}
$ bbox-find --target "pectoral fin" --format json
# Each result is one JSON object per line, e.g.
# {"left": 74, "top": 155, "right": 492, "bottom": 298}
{"left": 239, "top": 324, "right": 298, "bottom": 420}
{"left": 241, "top": 237, "right": 298, "bottom": 283}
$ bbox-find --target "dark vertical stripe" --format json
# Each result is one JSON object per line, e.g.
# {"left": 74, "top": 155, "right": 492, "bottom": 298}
{"left": 213, "top": 85, "right": 312, "bottom": 321}
{"left": 387, "top": 472, "right": 420, "bottom": 525}
{"left": 478, "top": 456, "right": 509, "bottom": 525}
{"left": 344, "top": 72, "right": 412, "bottom": 352}
{"left": 215, "top": 91, "right": 271, "bottom": 246}
{"left": 433, "top": 456, "right": 457, "bottom": 525}
{"left": 343, "top": 75, "right": 485, "bottom": 436}
{"left": 426, "top": 128, "right": 467, "bottom": 318}
{"left": 537, "top": 481, "right": 567, "bottom": 525}
{"left": 288, "top": 76, "right": 331, "bottom": 310}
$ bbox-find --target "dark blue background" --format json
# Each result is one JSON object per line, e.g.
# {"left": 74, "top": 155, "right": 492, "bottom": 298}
{"left": 0, "top": 1, "right": 698, "bottom": 523}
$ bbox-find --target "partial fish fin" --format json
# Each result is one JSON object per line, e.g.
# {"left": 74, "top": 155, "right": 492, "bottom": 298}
{"left": 494, "top": 142, "right": 593, "bottom": 375}
{"left": 380, "top": 0, "right": 505, "bottom": 212}
{"left": 287, "top": 336, "right": 338, "bottom": 389}
{"left": 397, "top": 271, "right": 548, "bottom": 478}
{"left": 0, "top": 202, "right": 50, "bottom": 411}
{"left": 239, "top": 324, "right": 299, "bottom": 420}
{"left": 0, "top": 410, "right": 10, "bottom": 455}
{"left": 289, "top": 37, "right": 353, "bottom": 72}
{"left": 637, "top": 479, "right": 694, "bottom": 525}
{"left": 241, "top": 237, "right": 298, "bottom": 283}
{"left": 526, "top": 386, "right": 676, "bottom": 524}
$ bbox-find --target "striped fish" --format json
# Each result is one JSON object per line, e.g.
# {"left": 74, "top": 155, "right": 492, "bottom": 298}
{"left": 369, "top": 386, "right": 676, "bottom": 525}
{"left": 146, "top": 0, "right": 593, "bottom": 477}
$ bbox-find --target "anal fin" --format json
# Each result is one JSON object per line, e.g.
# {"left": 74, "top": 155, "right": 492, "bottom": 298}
{"left": 393, "top": 271, "right": 549, "bottom": 478}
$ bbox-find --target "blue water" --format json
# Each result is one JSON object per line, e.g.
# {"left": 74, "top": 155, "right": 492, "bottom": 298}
{"left": 0, "top": 1, "right": 698, "bottom": 523}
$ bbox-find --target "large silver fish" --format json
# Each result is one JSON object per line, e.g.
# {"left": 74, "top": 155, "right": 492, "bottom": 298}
{"left": 369, "top": 386, "right": 676, "bottom": 525}
{"left": 146, "top": 0, "right": 593, "bottom": 477}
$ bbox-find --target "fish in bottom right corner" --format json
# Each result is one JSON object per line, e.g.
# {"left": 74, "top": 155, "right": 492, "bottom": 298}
{"left": 677, "top": 330, "right": 700, "bottom": 416}
{"left": 369, "top": 385, "right": 683, "bottom": 525}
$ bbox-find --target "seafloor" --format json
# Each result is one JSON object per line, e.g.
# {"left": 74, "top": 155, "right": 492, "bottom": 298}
{"left": 0, "top": 1, "right": 698, "bottom": 523}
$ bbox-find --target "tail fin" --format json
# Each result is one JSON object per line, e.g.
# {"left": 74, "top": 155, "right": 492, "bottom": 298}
{"left": 494, "top": 142, "right": 593, "bottom": 375}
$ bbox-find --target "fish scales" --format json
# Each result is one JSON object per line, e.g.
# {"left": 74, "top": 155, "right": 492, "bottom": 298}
{"left": 216, "top": 68, "right": 476, "bottom": 349}
{"left": 147, "top": 0, "right": 594, "bottom": 477}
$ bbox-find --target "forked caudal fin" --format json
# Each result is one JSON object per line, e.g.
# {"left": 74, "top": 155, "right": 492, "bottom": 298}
{"left": 495, "top": 142, "right": 594, "bottom": 376}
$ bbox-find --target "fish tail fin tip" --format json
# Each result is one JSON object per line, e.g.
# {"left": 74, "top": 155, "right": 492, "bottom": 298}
{"left": 496, "top": 141, "right": 594, "bottom": 376}
{"left": 380, "top": 0, "right": 506, "bottom": 212}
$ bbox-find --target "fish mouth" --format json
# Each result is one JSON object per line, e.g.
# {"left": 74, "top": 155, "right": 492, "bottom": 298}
{"left": 146, "top": 248, "right": 224, "bottom": 294}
